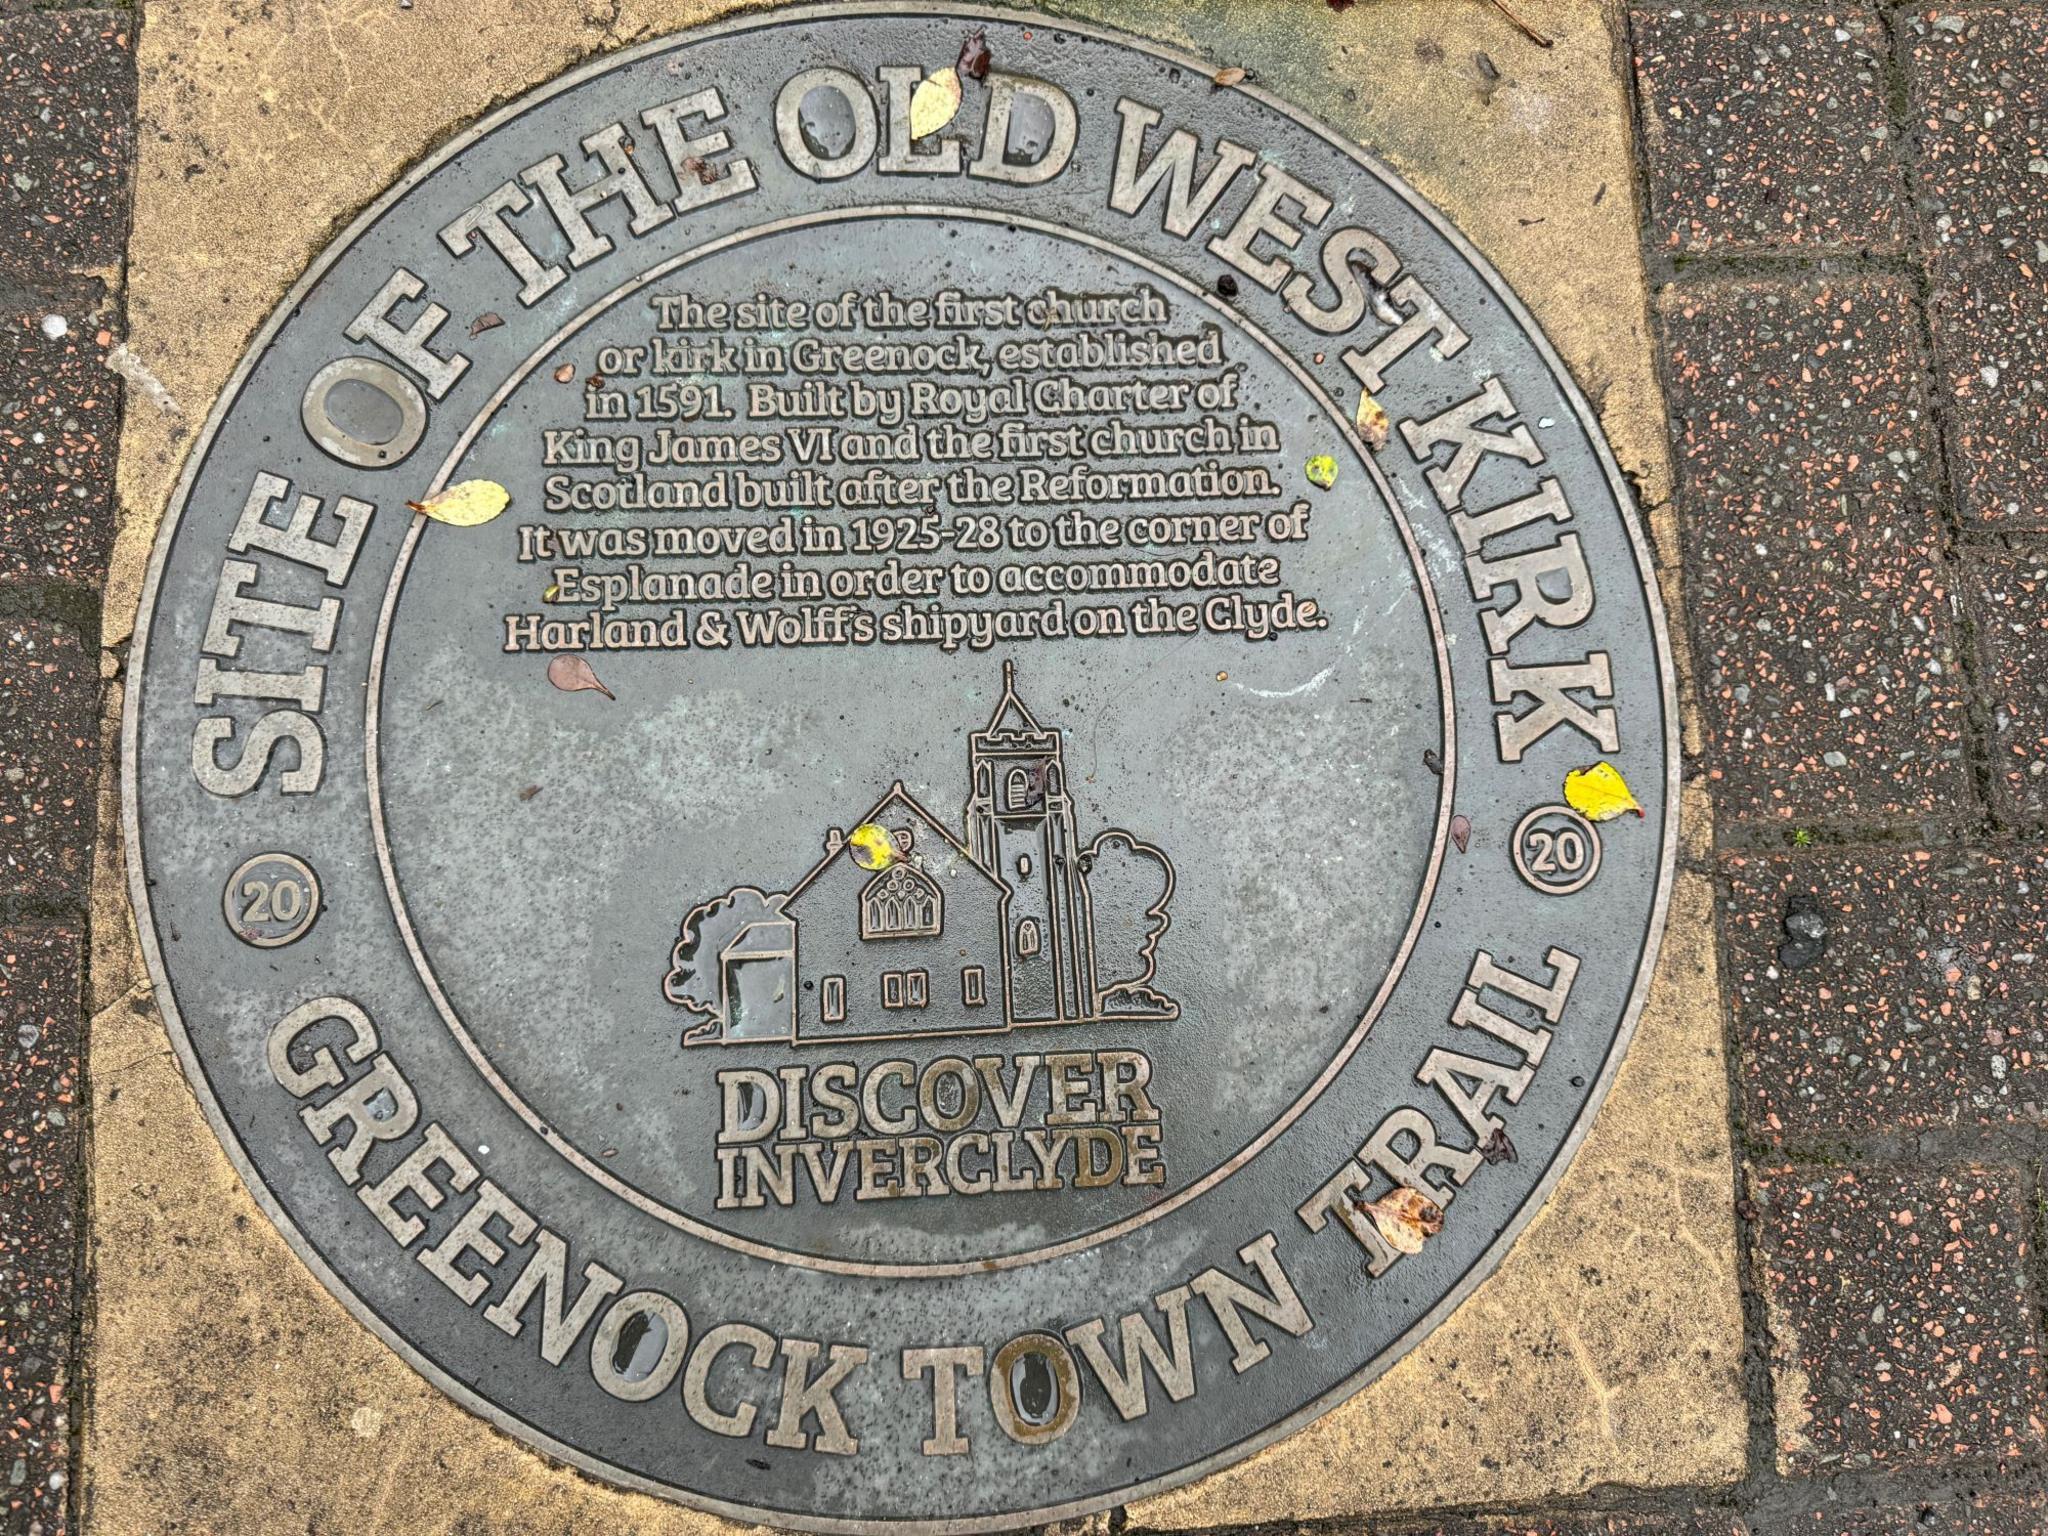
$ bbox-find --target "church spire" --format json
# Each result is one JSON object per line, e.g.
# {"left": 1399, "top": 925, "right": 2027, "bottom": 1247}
{"left": 981, "top": 658, "right": 1042, "bottom": 735}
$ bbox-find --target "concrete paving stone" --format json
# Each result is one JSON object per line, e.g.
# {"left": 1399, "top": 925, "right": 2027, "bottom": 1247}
{"left": 0, "top": 10, "right": 133, "bottom": 281}
{"left": 1963, "top": 549, "right": 2048, "bottom": 821}
{"left": 1632, "top": 6, "right": 1902, "bottom": 255}
{"left": 0, "top": 277, "right": 116, "bottom": 594}
{"left": 1752, "top": 1164, "right": 2045, "bottom": 1474}
{"left": 1367, "top": 1514, "right": 1746, "bottom": 1535}
{"left": 0, "top": 621, "right": 95, "bottom": 905}
{"left": 0, "top": 921, "right": 79, "bottom": 1536}
{"left": 1660, "top": 280, "right": 1967, "bottom": 827}
{"left": 1752, "top": 1487, "right": 2048, "bottom": 1534}
{"left": 1723, "top": 846, "right": 2048, "bottom": 1139}
{"left": 1904, "top": 7, "right": 2048, "bottom": 270}
{"left": 1905, "top": 7, "right": 2048, "bottom": 529}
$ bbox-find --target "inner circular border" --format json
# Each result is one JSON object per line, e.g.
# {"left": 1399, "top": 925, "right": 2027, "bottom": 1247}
{"left": 117, "top": 7, "right": 1684, "bottom": 1531}
{"left": 364, "top": 204, "right": 1458, "bottom": 1278}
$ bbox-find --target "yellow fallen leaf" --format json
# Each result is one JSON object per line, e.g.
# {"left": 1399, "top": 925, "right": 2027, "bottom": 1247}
{"left": 1304, "top": 454, "right": 1338, "bottom": 491}
{"left": 1355, "top": 390, "right": 1390, "bottom": 449}
{"left": 848, "top": 823, "right": 899, "bottom": 871}
{"left": 542, "top": 583, "right": 559, "bottom": 603}
{"left": 1357, "top": 1186, "right": 1443, "bottom": 1256}
{"left": 408, "top": 479, "right": 510, "bottom": 528}
{"left": 1563, "top": 760, "right": 1644, "bottom": 822}
{"left": 909, "top": 68, "right": 962, "bottom": 140}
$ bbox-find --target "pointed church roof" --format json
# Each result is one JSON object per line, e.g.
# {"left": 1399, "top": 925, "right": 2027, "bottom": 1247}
{"left": 784, "top": 780, "right": 1007, "bottom": 905}
{"left": 980, "top": 659, "right": 1042, "bottom": 735}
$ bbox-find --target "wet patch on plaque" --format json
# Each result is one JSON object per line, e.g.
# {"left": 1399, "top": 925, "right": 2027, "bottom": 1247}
{"left": 123, "top": 7, "right": 1676, "bottom": 1530}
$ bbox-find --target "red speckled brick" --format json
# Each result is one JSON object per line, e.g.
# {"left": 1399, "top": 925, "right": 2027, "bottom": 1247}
{"left": 1374, "top": 1516, "right": 1745, "bottom": 1536}
{"left": 1964, "top": 548, "right": 2048, "bottom": 822}
{"left": 1753, "top": 1490, "right": 2048, "bottom": 1534}
{"left": 0, "top": 279, "right": 117, "bottom": 594}
{"left": 1633, "top": 7, "right": 1903, "bottom": 254}
{"left": 0, "top": 622, "right": 96, "bottom": 904}
{"left": 1752, "top": 1164, "right": 2045, "bottom": 1474}
{"left": 1905, "top": 8, "right": 2048, "bottom": 529}
{"left": 0, "top": 11, "right": 134, "bottom": 281}
{"left": 0, "top": 922, "right": 79, "bottom": 1536}
{"left": 1723, "top": 847, "right": 2048, "bottom": 1139}
{"left": 1662, "top": 280, "right": 1968, "bottom": 827}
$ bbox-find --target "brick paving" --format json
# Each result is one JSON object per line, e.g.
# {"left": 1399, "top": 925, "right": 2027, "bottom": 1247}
{"left": 1632, "top": 7, "right": 1904, "bottom": 255}
{"left": 1751, "top": 1165, "right": 2043, "bottom": 1472}
{"left": 1630, "top": 0, "right": 2048, "bottom": 1532}
{"left": 0, "top": 5, "right": 126, "bottom": 1535}
{"left": 1660, "top": 277, "right": 1965, "bottom": 828}
{"left": 1721, "top": 847, "right": 2048, "bottom": 1138}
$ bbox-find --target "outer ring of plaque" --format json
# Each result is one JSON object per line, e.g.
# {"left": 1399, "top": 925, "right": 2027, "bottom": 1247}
{"left": 120, "top": 6, "right": 1683, "bottom": 1531}
{"left": 364, "top": 203, "right": 1459, "bottom": 1279}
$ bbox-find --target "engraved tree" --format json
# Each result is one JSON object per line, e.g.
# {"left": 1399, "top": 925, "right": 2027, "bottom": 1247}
{"left": 1079, "top": 831, "right": 1178, "bottom": 1018}
{"left": 663, "top": 886, "right": 788, "bottom": 1045}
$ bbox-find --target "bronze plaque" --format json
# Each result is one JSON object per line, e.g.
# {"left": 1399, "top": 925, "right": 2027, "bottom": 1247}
{"left": 124, "top": 6, "right": 1678, "bottom": 1529}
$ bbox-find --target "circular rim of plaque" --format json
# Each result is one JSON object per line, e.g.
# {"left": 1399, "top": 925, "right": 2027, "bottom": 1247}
{"left": 122, "top": 6, "right": 1680, "bottom": 1531}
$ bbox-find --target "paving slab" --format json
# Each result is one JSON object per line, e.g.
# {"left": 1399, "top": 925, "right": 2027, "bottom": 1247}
{"left": 1659, "top": 280, "right": 1966, "bottom": 830}
{"left": 1750, "top": 1164, "right": 2046, "bottom": 1475}
{"left": 0, "top": 277, "right": 116, "bottom": 597}
{"left": 0, "top": 921, "right": 81, "bottom": 1536}
{"left": 1751, "top": 1488, "right": 2048, "bottom": 1535}
{"left": 0, "top": 619, "right": 96, "bottom": 906}
{"left": 1962, "top": 549, "right": 2048, "bottom": 824}
{"left": 1722, "top": 846, "right": 2048, "bottom": 1141}
{"left": 0, "top": 11, "right": 133, "bottom": 282}
{"left": 1366, "top": 1514, "right": 1746, "bottom": 1536}
{"left": 1904, "top": 6, "right": 2048, "bottom": 531}
{"left": 1631, "top": 6, "right": 1902, "bottom": 256}
{"left": 88, "top": 0, "right": 1745, "bottom": 1530}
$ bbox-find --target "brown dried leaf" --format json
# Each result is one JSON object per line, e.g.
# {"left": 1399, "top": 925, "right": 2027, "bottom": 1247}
{"left": 957, "top": 28, "right": 992, "bottom": 82}
{"left": 1355, "top": 389, "right": 1391, "bottom": 449}
{"left": 1356, "top": 1186, "right": 1443, "bottom": 1255}
{"left": 1450, "top": 814, "right": 1472, "bottom": 855}
{"left": 518, "top": 784, "right": 542, "bottom": 802}
{"left": 1211, "top": 65, "right": 1249, "bottom": 89}
{"left": 682, "top": 155, "right": 720, "bottom": 186}
{"left": 553, "top": 361, "right": 576, "bottom": 383}
{"left": 469, "top": 312, "right": 504, "bottom": 337}
{"left": 546, "top": 653, "right": 614, "bottom": 701}
{"left": 1480, "top": 1126, "right": 1518, "bottom": 1165}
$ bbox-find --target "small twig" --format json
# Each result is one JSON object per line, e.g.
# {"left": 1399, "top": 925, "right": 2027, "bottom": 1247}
{"left": 1485, "top": 0, "right": 1554, "bottom": 48}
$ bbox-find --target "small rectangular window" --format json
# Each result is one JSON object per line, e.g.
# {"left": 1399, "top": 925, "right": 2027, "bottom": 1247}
{"left": 962, "top": 965, "right": 986, "bottom": 1007}
{"left": 882, "top": 972, "right": 904, "bottom": 1009}
{"left": 907, "top": 969, "right": 929, "bottom": 1008}
{"left": 821, "top": 976, "right": 845, "bottom": 1023}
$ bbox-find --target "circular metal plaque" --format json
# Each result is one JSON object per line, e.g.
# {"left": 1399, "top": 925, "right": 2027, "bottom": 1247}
{"left": 124, "top": 6, "right": 1677, "bottom": 1529}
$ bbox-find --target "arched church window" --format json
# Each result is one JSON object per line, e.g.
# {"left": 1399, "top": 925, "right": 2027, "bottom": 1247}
{"left": 1017, "top": 917, "right": 1041, "bottom": 957}
{"left": 1006, "top": 766, "right": 1033, "bottom": 809}
{"left": 859, "top": 864, "right": 942, "bottom": 940}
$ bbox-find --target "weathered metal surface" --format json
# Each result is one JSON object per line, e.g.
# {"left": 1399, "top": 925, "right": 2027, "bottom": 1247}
{"left": 122, "top": 6, "right": 1677, "bottom": 1529}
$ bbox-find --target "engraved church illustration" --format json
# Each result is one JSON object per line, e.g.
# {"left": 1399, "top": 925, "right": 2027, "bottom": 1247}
{"left": 663, "top": 663, "right": 1178, "bottom": 1047}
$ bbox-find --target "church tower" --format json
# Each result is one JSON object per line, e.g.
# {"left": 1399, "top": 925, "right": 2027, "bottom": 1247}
{"left": 964, "top": 663, "right": 1095, "bottom": 1024}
